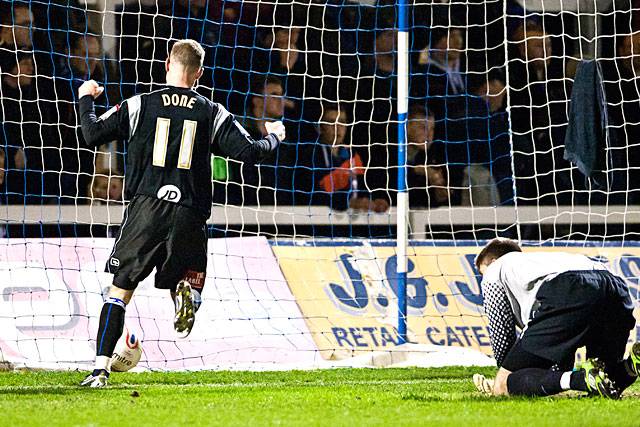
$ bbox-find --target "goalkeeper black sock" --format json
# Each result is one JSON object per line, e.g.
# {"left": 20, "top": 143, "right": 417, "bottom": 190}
{"left": 568, "top": 370, "right": 588, "bottom": 391}
{"left": 507, "top": 368, "right": 564, "bottom": 396}
{"left": 94, "top": 297, "right": 126, "bottom": 371}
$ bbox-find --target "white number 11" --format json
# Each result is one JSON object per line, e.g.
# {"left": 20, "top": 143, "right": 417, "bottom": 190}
{"left": 153, "top": 118, "right": 197, "bottom": 170}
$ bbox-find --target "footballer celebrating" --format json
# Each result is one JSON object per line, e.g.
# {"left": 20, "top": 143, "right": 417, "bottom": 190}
{"left": 77, "top": 39, "right": 285, "bottom": 387}
{"left": 473, "top": 238, "right": 640, "bottom": 398}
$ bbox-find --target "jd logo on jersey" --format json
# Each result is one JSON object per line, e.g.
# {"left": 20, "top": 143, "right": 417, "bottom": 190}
{"left": 157, "top": 185, "right": 182, "bottom": 203}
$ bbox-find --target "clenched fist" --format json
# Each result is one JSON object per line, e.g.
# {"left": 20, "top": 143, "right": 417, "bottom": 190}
{"left": 265, "top": 120, "right": 286, "bottom": 142}
{"left": 79, "top": 80, "right": 104, "bottom": 99}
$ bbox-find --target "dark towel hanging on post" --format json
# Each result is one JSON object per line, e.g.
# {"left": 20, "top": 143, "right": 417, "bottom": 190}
{"left": 563, "top": 59, "right": 613, "bottom": 189}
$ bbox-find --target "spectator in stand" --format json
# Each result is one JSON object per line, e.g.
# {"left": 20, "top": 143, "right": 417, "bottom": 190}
{"left": 0, "top": 3, "right": 33, "bottom": 52}
{"left": 509, "top": 21, "right": 567, "bottom": 130}
{"left": 351, "top": 29, "right": 399, "bottom": 207}
{"left": 87, "top": 168, "right": 123, "bottom": 206}
{"left": 251, "top": 9, "right": 317, "bottom": 145}
{"left": 508, "top": 21, "right": 573, "bottom": 206}
{"left": 301, "top": 1, "right": 358, "bottom": 116}
{"left": 210, "top": 2, "right": 275, "bottom": 110}
{"left": 405, "top": 105, "right": 450, "bottom": 208}
{"left": 599, "top": 31, "right": 640, "bottom": 204}
{"left": 617, "top": 31, "right": 640, "bottom": 126}
{"left": 411, "top": 25, "right": 468, "bottom": 118}
{"left": 116, "top": 1, "right": 173, "bottom": 94}
{"left": 117, "top": 0, "right": 240, "bottom": 97}
{"left": 68, "top": 33, "right": 108, "bottom": 87}
{"left": 474, "top": 77, "right": 507, "bottom": 115}
{"left": 461, "top": 76, "right": 514, "bottom": 206}
{"left": 410, "top": 23, "right": 472, "bottom": 206}
{"left": 616, "top": 31, "right": 640, "bottom": 75}
{"left": 354, "top": 29, "right": 396, "bottom": 136}
{"left": 0, "top": 2, "right": 62, "bottom": 77}
{"left": 302, "top": 104, "right": 389, "bottom": 212}
{"left": 56, "top": 32, "right": 123, "bottom": 203}
{"left": 0, "top": 130, "right": 24, "bottom": 204}
{"left": 220, "top": 76, "right": 287, "bottom": 205}
{"left": 1, "top": 4, "right": 88, "bottom": 205}
{"left": 172, "top": 0, "right": 221, "bottom": 94}
{"left": 253, "top": 26, "right": 306, "bottom": 102}
{"left": 0, "top": 4, "right": 44, "bottom": 79}
{"left": 116, "top": 0, "right": 221, "bottom": 89}
{"left": 0, "top": 54, "right": 60, "bottom": 204}
{"left": 65, "top": 32, "right": 120, "bottom": 109}
{"left": 172, "top": 0, "right": 218, "bottom": 41}
{"left": 244, "top": 76, "right": 287, "bottom": 137}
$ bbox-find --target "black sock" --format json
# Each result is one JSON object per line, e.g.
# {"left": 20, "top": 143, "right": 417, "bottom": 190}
{"left": 96, "top": 297, "right": 126, "bottom": 359}
{"left": 507, "top": 368, "right": 564, "bottom": 396}
{"left": 569, "top": 370, "right": 588, "bottom": 391}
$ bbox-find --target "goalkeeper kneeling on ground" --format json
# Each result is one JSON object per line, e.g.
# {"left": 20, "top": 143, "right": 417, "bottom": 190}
{"left": 473, "top": 238, "right": 640, "bottom": 399}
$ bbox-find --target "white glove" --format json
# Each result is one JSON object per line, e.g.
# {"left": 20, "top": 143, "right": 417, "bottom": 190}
{"left": 473, "top": 373, "right": 494, "bottom": 395}
{"left": 265, "top": 120, "right": 286, "bottom": 142}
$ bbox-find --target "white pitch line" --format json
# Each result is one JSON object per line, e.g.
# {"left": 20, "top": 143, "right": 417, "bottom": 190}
{"left": 0, "top": 377, "right": 469, "bottom": 392}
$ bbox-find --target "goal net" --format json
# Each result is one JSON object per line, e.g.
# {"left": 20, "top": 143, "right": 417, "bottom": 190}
{"left": 0, "top": 0, "right": 638, "bottom": 370}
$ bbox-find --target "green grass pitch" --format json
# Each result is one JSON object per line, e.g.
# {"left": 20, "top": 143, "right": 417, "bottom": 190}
{"left": 1, "top": 367, "right": 638, "bottom": 426}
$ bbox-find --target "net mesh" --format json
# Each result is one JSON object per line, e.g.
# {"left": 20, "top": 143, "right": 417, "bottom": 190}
{"left": 0, "top": 1, "right": 638, "bottom": 370}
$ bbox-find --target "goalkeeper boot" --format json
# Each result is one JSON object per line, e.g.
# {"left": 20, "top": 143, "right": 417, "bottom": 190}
{"left": 80, "top": 369, "right": 109, "bottom": 388}
{"left": 174, "top": 280, "right": 196, "bottom": 338}
{"left": 628, "top": 342, "right": 640, "bottom": 377}
{"left": 582, "top": 359, "right": 620, "bottom": 399}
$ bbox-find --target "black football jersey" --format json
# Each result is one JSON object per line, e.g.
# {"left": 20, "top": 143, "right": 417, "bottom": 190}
{"left": 79, "top": 86, "right": 278, "bottom": 216}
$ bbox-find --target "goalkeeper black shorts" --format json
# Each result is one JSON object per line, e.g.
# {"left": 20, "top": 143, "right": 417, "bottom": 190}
{"left": 502, "top": 270, "right": 635, "bottom": 371}
{"left": 105, "top": 194, "right": 208, "bottom": 291}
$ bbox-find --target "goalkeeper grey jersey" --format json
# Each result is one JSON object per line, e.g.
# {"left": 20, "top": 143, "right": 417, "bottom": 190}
{"left": 480, "top": 251, "right": 608, "bottom": 365}
{"left": 79, "top": 86, "right": 279, "bottom": 217}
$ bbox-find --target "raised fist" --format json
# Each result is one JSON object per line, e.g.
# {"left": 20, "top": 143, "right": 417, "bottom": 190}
{"left": 265, "top": 120, "right": 286, "bottom": 142}
{"left": 78, "top": 80, "right": 104, "bottom": 99}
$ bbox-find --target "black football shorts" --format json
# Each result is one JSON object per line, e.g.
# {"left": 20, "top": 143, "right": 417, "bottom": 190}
{"left": 502, "top": 269, "right": 635, "bottom": 372}
{"left": 105, "top": 195, "right": 208, "bottom": 291}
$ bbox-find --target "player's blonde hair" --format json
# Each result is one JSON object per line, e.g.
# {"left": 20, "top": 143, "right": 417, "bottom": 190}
{"left": 170, "top": 39, "right": 205, "bottom": 73}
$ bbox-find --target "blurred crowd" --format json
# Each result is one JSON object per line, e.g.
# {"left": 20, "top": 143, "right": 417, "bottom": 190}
{"left": 1, "top": 0, "right": 640, "bottom": 211}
